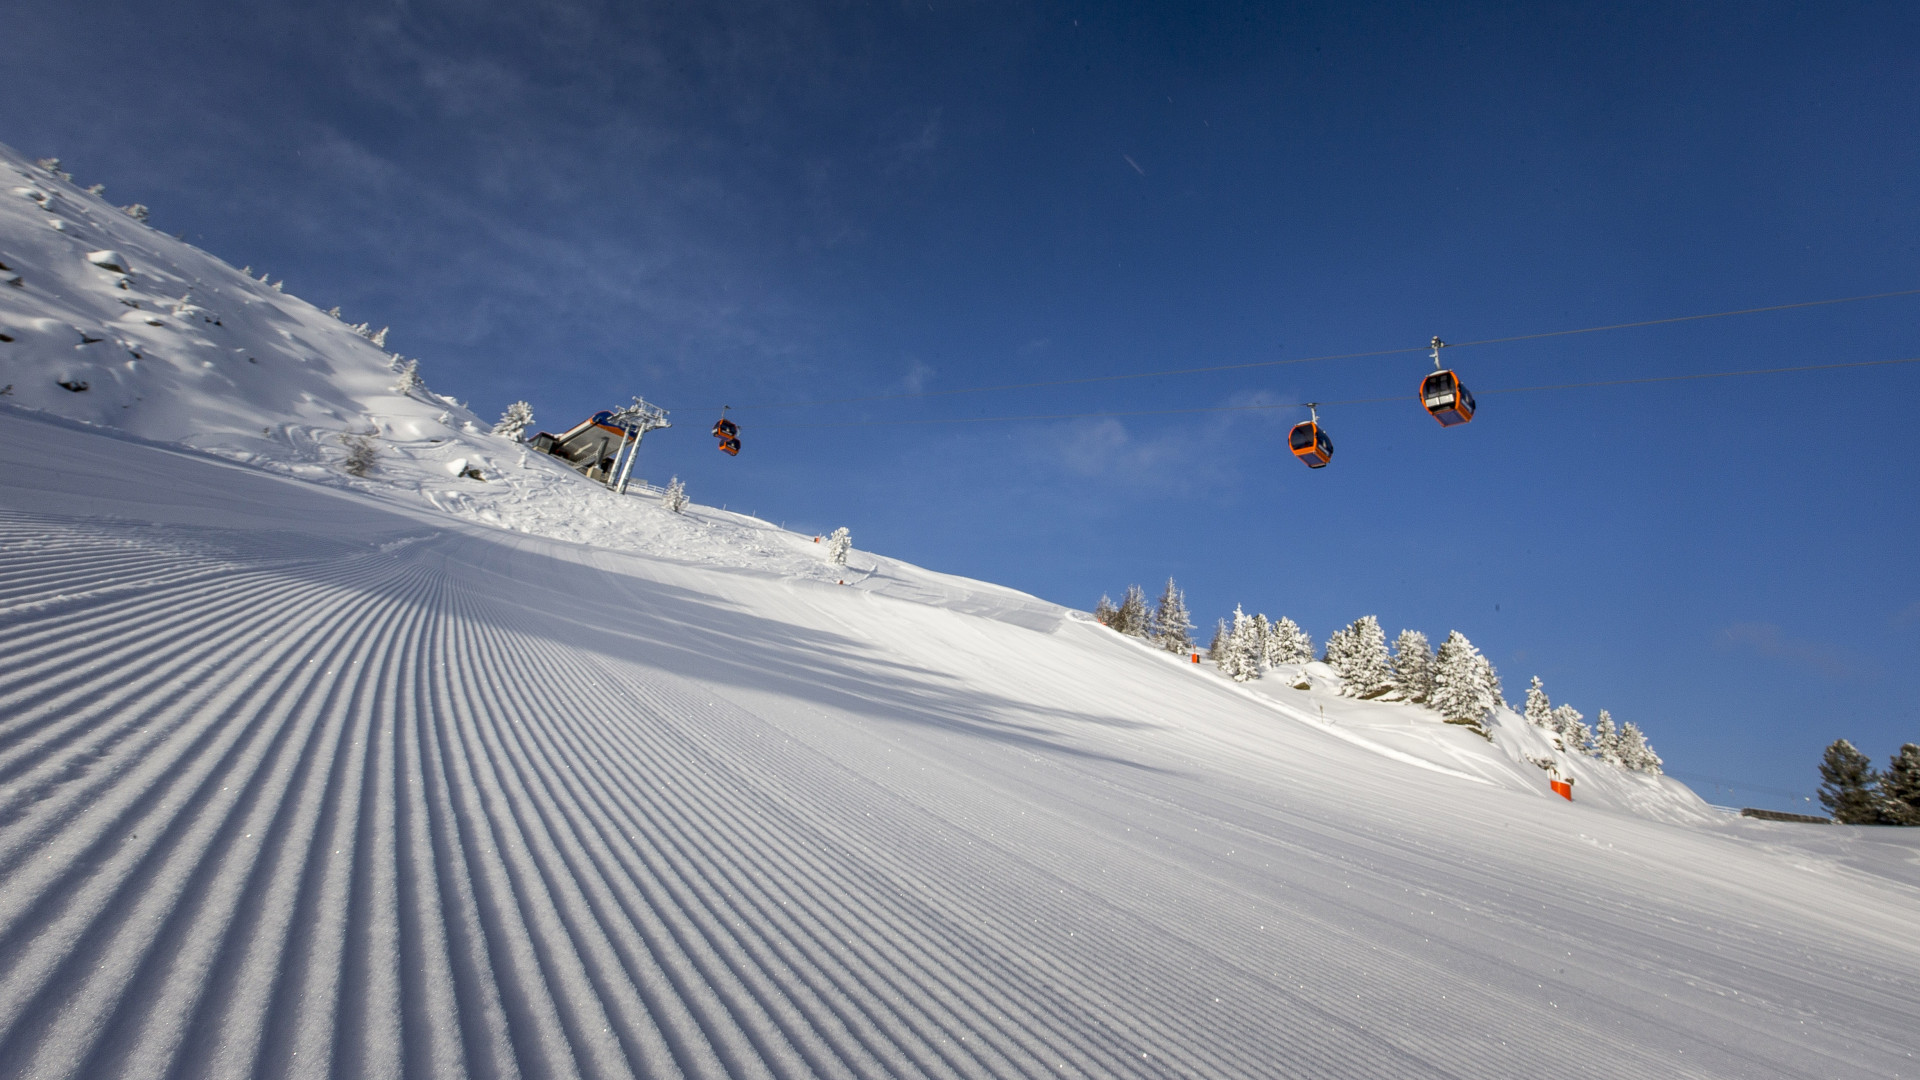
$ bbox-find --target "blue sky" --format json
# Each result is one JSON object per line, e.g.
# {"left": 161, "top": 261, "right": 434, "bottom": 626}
{"left": 7, "top": 0, "right": 1918, "bottom": 811}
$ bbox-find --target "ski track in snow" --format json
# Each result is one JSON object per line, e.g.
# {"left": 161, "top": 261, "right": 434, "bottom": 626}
{"left": 4, "top": 141, "right": 1918, "bottom": 1079}
{"left": 2, "top": 423, "right": 1919, "bottom": 1079}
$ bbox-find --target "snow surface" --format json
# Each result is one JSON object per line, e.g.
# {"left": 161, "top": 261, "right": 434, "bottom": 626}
{"left": 2, "top": 144, "right": 1918, "bottom": 1078}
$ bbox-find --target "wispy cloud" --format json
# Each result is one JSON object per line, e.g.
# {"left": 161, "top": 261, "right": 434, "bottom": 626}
{"left": 1717, "top": 622, "right": 1866, "bottom": 679}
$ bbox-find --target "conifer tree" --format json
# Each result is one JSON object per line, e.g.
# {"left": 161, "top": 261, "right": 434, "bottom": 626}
{"left": 1269, "top": 617, "right": 1315, "bottom": 665}
{"left": 1215, "top": 606, "right": 1263, "bottom": 682}
{"left": 1094, "top": 594, "right": 1118, "bottom": 627}
{"left": 391, "top": 356, "right": 423, "bottom": 394}
{"left": 1258, "top": 615, "right": 1285, "bottom": 668}
{"left": 1523, "top": 676, "right": 1553, "bottom": 729}
{"left": 1429, "top": 631, "right": 1495, "bottom": 729}
{"left": 1389, "top": 630, "right": 1433, "bottom": 703}
{"left": 1151, "top": 578, "right": 1195, "bottom": 653}
{"left": 1113, "top": 584, "right": 1150, "bottom": 637}
{"left": 663, "top": 476, "right": 689, "bottom": 513}
{"left": 1590, "top": 710, "right": 1623, "bottom": 766}
{"left": 1328, "top": 616, "right": 1393, "bottom": 698}
{"left": 1550, "top": 703, "right": 1590, "bottom": 755}
{"left": 1208, "top": 618, "right": 1227, "bottom": 659}
{"left": 1878, "top": 744, "right": 1920, "bottom": 826}
{"left": 1818, "top": 739, "right": 1884, "bottom": 824}
{"left": 493, "top": 400, "right": 535, "bottom": 440}
{"left": 1617, "top": 721, "right": 1663, "bottom": 775}
{"left": 826, "top": 527, "right": 852, "bottom": 567}
{"left": 1322, "top": 624, "right": 1353, "bottom": 678}
{"left": 1251, "top": 613, "right": 1270, "bottom": 668}
{"left": 1479, "top": 654, "right": 1505, "bottom": 708}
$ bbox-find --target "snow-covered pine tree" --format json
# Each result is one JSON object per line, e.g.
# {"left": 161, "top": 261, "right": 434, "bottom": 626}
{"left": 1326, "top": 616, "right": 1392, "bottom": 698}
{"left": 1151, "top": 578, "right": 1194, "bottom": 654}
{"left": 1549, "top": 703, "right": 1590, "bottom": 755}
{"left": 1251, "top": 614, "right": 1270, "bottom": 669}
{"left": 663, "top": 476, "right": 689, "bottom": 513}
{"left": 391, "top": 356, "right": 423, "bottom": 394}
{"left": 1428, "top": 631, "right": 1495, "bottom": 731}
{"left": 121, "top": 203, "right": 149, "bottom": 222}
{"left": 1590, "top": 710, "right": 1624, "bottom": 766}
{"left": 493, "top": 400, "right": 535, "bottom": 440}
{"left": 1259, "top": 616, "right": 1287, "bottom": 668}
{"left": 1207, "top": 618, "right": 1227, "bottom": 659}
{"left": 1322, "top": 624, "right": 1353, "bottom": 677}
{"left": 370, "top": 326, "right": 389, "bottom": 347}
{"left": 1215, "top": 606, "right": 1262, "bottom": 682}
{"left": 1878, "top": 744, "right": 1920, "bottom": 826}
{"left": 1617, "top": 721, "right": 1663, "bottom": 775}
{"left": 1818, "top": 739, "right": 1884, "bottom": 824}
{"left": 1094, "top": 594, "right": 1119, "bottom": 627}
{"left": 1479, "top": 653, "right": 1505, "bottom": 708}
{"left": 1270, "top": 617, "right": 1314, "bottom": 665}
{"left": 1389, "top": 630, "right": 1433, "bottom": 703}
{"left": 1113, "top": 585, "right": 1150, "bottom": 638}
{"left": 1523, "top": 676, "right": 1552, "bottom": 728}
{"left": 826, "top": 527, "right": 852, "bottom": 567}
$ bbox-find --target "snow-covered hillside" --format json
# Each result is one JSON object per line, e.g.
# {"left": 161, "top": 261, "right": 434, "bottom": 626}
{"left": 3, "top": 144, "right": 1918, "bottom": 1079}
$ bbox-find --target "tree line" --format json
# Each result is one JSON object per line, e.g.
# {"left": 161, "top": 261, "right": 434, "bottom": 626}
{"left": 1817, "top": 741, "right": 1920, "bottom": 825}
{"left": 1095, "top": 580, "right": 1662, "bottom": 773}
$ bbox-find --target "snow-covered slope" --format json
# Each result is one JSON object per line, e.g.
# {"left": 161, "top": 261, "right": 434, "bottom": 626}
{"left": 3, "top": 144, "right": 1918, "bottom": 1079}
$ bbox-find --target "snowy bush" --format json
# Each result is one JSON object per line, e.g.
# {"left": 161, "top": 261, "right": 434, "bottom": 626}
{"left": 35, "top": 157, "right": 70, "bottom": 180}
{"left": 340, "top": 433, "right": 378, "bottom": 477}
{"left": 1391, "top": 630, "right": 1434, "bottom": 703}
{"left": 493, "top": 400, "right": 535, "bottom": 440}
{"left": 664, "top": 476, "right": 690, "bottom": 513}
{"left": 826, "top": 527, "right": 852, "bottom": 566}
{"left": 120, "top": 203, "right": 149, "bottom": 222}
{"left": 1150, "top": 578, "right": 1194, "bottom": 653}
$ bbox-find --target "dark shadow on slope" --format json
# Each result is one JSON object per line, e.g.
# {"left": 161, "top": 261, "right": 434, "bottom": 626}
{"left": 0, "top": 415, "right": 1166, "bottom": 771}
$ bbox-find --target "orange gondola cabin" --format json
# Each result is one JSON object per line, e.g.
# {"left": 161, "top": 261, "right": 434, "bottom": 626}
{"left": 1420, "top": 368, "right": 1476, "bottom": 426}
{"left": 1288, "top": 417, "right": 1333, "bottom": 468}
{"left": 712, "top": 412, "right": 741, "bottom": 456}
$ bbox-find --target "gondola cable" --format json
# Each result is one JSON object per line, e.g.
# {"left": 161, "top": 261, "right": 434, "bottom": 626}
{"left": 724, "top": 285, "right": 1920, "bottom": 412}
{"left": 743, "top": 353, "right": 1920, "bottom": 429}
